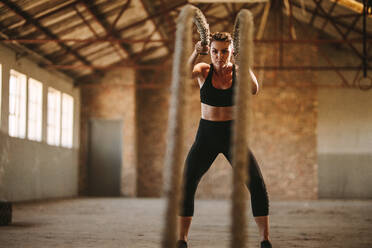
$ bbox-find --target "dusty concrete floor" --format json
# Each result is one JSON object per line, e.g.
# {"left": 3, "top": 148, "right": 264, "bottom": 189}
{"left": 0, "top": 198, "right": 371, "bottom": 248}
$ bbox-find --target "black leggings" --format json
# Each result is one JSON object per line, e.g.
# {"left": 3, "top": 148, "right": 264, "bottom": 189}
{"left": 180, "top": 118, "right": 269, "bottom": 217}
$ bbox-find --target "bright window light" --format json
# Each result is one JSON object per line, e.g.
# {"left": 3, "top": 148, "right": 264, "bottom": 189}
{"left": 28, "top": 78, "right": 43, "bottom": 142}
{"left": 61, "top": 93, "right": 74, "bottom": 148}
{"left": 9, "top": 69, "right": 27, "bottom": 138}
{"left": 47, "top": 87, "right": 61, "bottom": 146}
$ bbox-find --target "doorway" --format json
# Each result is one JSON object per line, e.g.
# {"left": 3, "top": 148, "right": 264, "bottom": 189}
{"left": 88, "top": 119, "right": 123, "bottom": 196}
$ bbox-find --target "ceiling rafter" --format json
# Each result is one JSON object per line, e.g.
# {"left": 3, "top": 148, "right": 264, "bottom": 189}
{"left": 13, "top": 1, "right": 124, "bottom": 45}
{"left": 158, "top": 0, "right": 177, "bottom": 46}
{"left": 111, "top": 0, "right": 131, "bottom": 31}
{"left": 74, "top": 44, "right": 168, "bottom": 85}
{"left": 319, "top": 0, "right": 338, "bottom": 30}
{"left": 309, "top": 0, "right": 321, "bottom": 26}
{"left": 0, "top": 26, "right": 79, "bottom": 79}
{"left": 1, "top": 0, "right": 100, "bottom": 76}
{"left": 222, "top": 3, "right": 235, "bottom": 23}
{"left": 73, "top": 3, "right": 125, "bottom": 60}
{"left": 283, "top": 0, "right": 297, "bottom": 39}
{"left": 291, "top": 1, "right": 366, "bottom": 36}
{"left": 313, "top": 0, "right": 364, "bottom": 59}
{"left": 288, "top": 0, "right": 371, "bottom": 89}
{"left": 232, "top": 3, "right": 237, "bottom": 16}
{"left": 138, "top": 27, "right": 159, "bottom": 56}
{"left": 78, "top": 0, "right": 131, "bottom": 58}
{"left": 44, "top": 8, "right": 128, "bottom": 62}
{"left": 0, "top": 0, "right": 370, "bottom": 83}
{"left": 1, "top": 0, "right": 78, "bottom": 33}
{"left": 344, "top": 14, "right": 362, "bottom": 37}
{"left": 116, "top": 1, "right": 187, "bottom": 35}
{"left": 75, "top": 43, "right": 115, "bottom": 59}
{"left": 73, "top": 5, "right": 99, "bottom": 37}
{"left": 50, "top": 1, "right": 185, "bottom": 63}
{"left": 139, "top": 0, "right": 172, "bottom": 53}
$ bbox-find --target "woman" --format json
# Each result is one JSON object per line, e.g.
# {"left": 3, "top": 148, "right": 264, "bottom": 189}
{"left": 176, "top": 32, "right": 272, "bottom": 248}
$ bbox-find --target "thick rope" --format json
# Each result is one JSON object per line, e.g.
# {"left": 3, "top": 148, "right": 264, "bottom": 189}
{"left": 193, "top": 8, "right": 210, "bottom": 47}
{"left": 162, "top": 5, "right": 210, "bottom": 248}
{"left": 231, "top": 9, "right": 254, "bottom": 248}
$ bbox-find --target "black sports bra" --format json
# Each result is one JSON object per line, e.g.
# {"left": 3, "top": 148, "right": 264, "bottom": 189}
{"left": 200, "top": 64, "right": 236, "bottom": 107}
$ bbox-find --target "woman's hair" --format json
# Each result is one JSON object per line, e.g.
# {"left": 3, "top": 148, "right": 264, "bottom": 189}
{"left": 210, "top": 32, "right": 232, "bottom": 43}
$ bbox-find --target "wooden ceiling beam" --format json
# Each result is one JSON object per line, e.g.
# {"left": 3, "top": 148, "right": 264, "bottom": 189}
{"left": 50, "top": 1, "right": 186, "bottom": 62}
{"left": 16, "top": 3, "right": 121, "bottom": 42}
{"left": 344, "top": 14, "right": 362, "bottom": 37}
{"left": 1, "top": 0, "right": 99, "bottom": 76}
{"left": 55, "top": 44, "right": 117, "bottom": 66}
{"left": 111, "top": 0, "right": 132, "bottom": 31}
{"left": 0, "top": 28, "right": 80, "bottom": 80}
{"left": 309, "top": 0, "right": 321, "bottom": 26}
{"left": 117, "top": 1, "right": 187, "bottom": 34}
{"left": 319, "top": 0, "right": 339, "bottom": 31}
{"left": 313, "top": 0, "right": 364, "bottom": 59}
{"left": 1, "top": 1, "right": 78, "bottom": 33}
{"left": 46, "top": 0, "right": 186, "bottom": 61}
{"left": 138, "top": 26, "right": 159, "bottom": 55}
{"left": 74, "top": 44, "right": 167, "bottom": 85}
{"left": 159, "top": 0, "right": 177, "bottom": 44}
{"left": 78, "top": 0, "right": 130, "bottom": 59}
{"left": 139, "top": 0, "right": 172, "bottom": 53}
{"left": 73, "top": 3, "right": 125, "bottom": 60}
{"left": 33, "top": 8, "right": 125, "bottom": 62}
{"left": 222, "top": 3, "right": 236, "bottom": 23}
{"left": 291, "top": 1, "right": 366, "bottom": 36}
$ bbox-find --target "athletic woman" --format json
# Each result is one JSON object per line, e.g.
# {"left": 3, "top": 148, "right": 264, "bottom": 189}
{"left": 176, "top": 32, "right": 272, "bottom": 248}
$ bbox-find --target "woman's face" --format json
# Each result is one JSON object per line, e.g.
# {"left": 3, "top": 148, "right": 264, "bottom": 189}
{"left": 210, "top": 40, "right": 232, "bottom": 67}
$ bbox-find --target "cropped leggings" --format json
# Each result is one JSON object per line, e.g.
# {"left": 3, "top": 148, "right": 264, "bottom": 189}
{"left": 180, "top": 118, "right": 269, "bottom": 217}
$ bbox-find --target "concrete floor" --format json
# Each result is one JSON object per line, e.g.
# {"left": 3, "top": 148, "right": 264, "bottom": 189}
{"left": 0, "top": 198, "right": 371, "bottom": 248}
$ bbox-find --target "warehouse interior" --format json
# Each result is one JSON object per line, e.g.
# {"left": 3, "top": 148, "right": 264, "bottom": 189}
{"left": 0, "top": 0, "right": 371, "bottom": 247}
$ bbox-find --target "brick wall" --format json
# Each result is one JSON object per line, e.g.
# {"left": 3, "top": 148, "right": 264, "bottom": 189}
{"left": 135, "top": 68, "right": 170, "bottom": 197}
{"left": 79, "top": 68, "right": 137, "bottom": 196}
{"left": 185, "top": 83, "right": 318, "bottom": 200}
{"left": 83, "top": 11, "right": 319, "bottom": 200}
{"left": 134, "top": 30, "right": 319, "bottom": 200}
{"left": 135, "top": 77, "right": 318, "bottom": 200}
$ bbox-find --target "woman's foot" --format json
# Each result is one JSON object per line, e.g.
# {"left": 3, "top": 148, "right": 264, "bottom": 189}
{"left": 260, "top": 240, "right": 272, "bottom": 248}
{"left": 176, "top": 240, "right": 188, "bottom": 248}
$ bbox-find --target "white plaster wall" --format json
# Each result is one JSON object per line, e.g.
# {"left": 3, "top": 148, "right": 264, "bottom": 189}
{"left": 0, "top": 44, "right": 80, "bottom": 202}
{"left": 317, "top": 88, "right": 372, "bottom": 198}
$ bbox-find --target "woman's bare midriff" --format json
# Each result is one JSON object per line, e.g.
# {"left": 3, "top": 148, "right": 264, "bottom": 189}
{"left": 201, "top": 103, "right": 234, "bottom": 121}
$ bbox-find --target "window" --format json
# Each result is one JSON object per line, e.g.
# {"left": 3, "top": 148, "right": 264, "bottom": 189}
{"left": 28, "top": 78, "right": 43, "bottom": 142}
{"left": 47, "top": 87, "right": 61, "bottom": 146}
{"left": 9, "top": 69, "right": 27, "bottom": 138}
{"left": 61, "top": 93, "right": 74, "bottom": 148}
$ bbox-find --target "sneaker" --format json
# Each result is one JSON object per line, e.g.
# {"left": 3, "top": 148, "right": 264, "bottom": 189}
{"left": 176, "top": 240, "right": 188, "bottom": 248}
{"left": 261, "top": 240, "right": 272, "bottom": 248}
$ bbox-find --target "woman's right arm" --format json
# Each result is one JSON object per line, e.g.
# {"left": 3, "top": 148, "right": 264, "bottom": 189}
{"left": 188, "top": 49, "right": 199, "bottom": 72}
{"left": 188, "top": 41, "right": 209, "bottom": 76}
